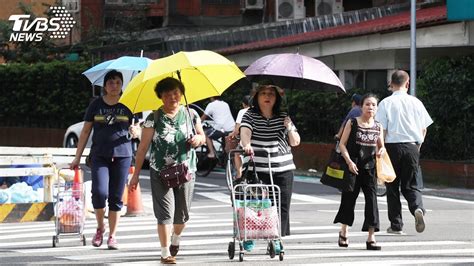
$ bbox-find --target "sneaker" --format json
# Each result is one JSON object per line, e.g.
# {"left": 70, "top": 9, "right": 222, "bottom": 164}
{"left": 107, "top": 236, "right": 118, "bottom": 250}
{"left": 92, "top": 228, "right": 104, "bottom": 247}
{"left": 386, "top": 226, "right": 405, "bottom": 235}
{"left": 415, "top": 208, "right": 425, "bottom": 233}
{"left": 273, "top": 240, "right": 282, "bottom": 254}
{"left": 243, "top": 240, "right": 255, "bottom": 251}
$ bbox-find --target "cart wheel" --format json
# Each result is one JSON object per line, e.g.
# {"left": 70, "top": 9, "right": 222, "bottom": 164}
{"left": 52, "top": 236, "right": 58, "bottom": 247}
{"left": 81, "top": 235, "right": 86, "bottom": 246}
{"left": 268, "top": 241, "right": 276, "bottom": 258}
{"left": 279, "top": 251, "right": 284, "bottom": 261}
{"left": 228, "top": 241, "right": 235, "bottom": 260}
{"left": 239, "top": 252, "right": 244, "bottom": 262}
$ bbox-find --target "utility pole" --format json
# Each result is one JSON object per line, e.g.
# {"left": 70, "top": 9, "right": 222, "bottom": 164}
{"left": 410, "top": 0, "right": 416, "bottom": 96}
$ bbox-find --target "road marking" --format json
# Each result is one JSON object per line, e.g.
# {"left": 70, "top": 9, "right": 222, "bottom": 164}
{"left": 195, "top": 181, "right": 221, "bottom": 188}
{"left": 191, "top": 204, "right": 228, "bottom": 209}
{"left": 52, "top": 245, "right": 474, "bottom": 261}
{"left": 308, "top": 258, "right": 474, "bottom": 265}
{"left": 292, "top": 193, "right": 339, "bottom": 204}
{"left": 423, "top": 195, "right": 474, "bottom": 205}
{"left": 195, "top": 192, "right": 231, "bottom": 204}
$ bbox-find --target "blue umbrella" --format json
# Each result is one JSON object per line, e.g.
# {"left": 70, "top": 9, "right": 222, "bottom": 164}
{"left": 82, "top": 56, "right": 152, "bottom": 89}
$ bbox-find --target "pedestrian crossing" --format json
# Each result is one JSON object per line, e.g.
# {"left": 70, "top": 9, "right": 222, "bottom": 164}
{"left": 0, "top": 181, "right": 473, "bottom": 265}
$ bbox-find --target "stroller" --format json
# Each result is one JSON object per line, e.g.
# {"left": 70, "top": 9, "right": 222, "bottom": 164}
{"left": 225, "top": 149, "right": 284, "bottom": 262}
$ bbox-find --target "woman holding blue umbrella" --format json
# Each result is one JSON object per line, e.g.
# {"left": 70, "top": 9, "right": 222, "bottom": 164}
{"left": 70, "top": 70, "right": 141, "bottom": 250}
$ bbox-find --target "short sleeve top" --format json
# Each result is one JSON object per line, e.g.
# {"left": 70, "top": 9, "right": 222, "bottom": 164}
{"left": 240, "top": 109, "right": 295, "bottom": 173}
{"left": 84, "top": 97, "right": 134, "bottom": 157}
{"left": 142, "top": 106, "right": 199, "bottom": 172}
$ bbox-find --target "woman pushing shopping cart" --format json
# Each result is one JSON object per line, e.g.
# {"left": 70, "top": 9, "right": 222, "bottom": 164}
{"left": 226, "top": 149, "right": 284, "bottom": 261}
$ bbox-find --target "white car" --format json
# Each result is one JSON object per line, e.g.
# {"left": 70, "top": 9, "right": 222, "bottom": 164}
{"left": 63, "top": 111, "right": 152, "bottom": 148}
{"left": 63, "top": 121, "right": 90, "bottom": 148}
{"left": 63, "top": 111, "right": 152, "bottom": 165}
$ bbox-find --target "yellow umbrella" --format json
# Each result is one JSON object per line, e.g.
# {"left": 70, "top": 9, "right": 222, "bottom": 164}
{"left": 119, "top": 50, "right": 245, "bottom": 113}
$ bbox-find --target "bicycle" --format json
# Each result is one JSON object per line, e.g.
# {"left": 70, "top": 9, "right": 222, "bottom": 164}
{"left": 376, "top": 181, "right": 387, "bottom": 197}
{"left": 195, "top": 120, "right": 232, "bottom": 177}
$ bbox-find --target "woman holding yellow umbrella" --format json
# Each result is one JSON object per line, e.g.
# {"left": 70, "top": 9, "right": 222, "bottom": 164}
{"left": 129, "top": 77, "right": 206, "bottom": 264}
{"left": 124, "top": 50, "right": 244, "bottom": 263}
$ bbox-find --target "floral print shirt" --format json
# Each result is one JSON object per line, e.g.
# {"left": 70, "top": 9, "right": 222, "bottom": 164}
{"left": 143, "top": 106, "right": 199, "bottom": 172}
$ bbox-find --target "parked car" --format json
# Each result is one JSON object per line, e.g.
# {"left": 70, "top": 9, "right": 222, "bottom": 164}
{"left": 63, "top": 111, "right": 153, "bottom": 166}
{"left": 63, "top": 121, "right": 89, "bottom": 148}
{"left": 63, "top": 111, "right": 152, "bottom": 148}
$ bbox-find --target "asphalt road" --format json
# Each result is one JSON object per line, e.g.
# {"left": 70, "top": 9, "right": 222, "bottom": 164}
{"left": 1, "top": 168, "right": 473, "bottom": 265}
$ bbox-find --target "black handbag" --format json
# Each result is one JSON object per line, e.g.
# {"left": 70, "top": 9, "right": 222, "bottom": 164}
{"left": 232, "top": 158, "right": 262, "bottom": 201}
{"left": 320, "top": 118, "right": 358, "bottom": 192}
{"left": 233, "top": 158, "right": 261, "bottom": 187}
{"left": 320, "top": 149, "right": 356, "bottom": 192}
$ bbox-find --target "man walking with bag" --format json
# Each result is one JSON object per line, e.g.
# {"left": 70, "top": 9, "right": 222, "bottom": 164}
{"left": 375, "top": 70, "right": 433, "bottom": 234}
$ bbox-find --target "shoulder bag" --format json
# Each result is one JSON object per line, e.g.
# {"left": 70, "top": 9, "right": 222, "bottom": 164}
{"left": 320, "top": 119, "right": 358, "bottom": 192}
{"left": 156, "top": 107, "right": 195, "bottom": 189}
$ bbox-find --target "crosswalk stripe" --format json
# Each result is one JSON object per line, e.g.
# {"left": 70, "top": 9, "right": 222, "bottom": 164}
{"left": 195, "top": 192, "right": 231, "bottom": 204}
{"left": 9, "top": 240, "right": 471, "bottom": 257}
{"left": 1, "top": 219, "right": 321, "bottom": 243}
{"left": 292, "top": 193, "right": 339, "bottom": 204}
{"left": 50, "top": 245, "right": 474, "bottom": 261}
{"left": 309, "top": 258, "right": 474, "bottom": 265}
{"left": 423, "top": 195, "right": 474, "bottom": 205}
{"left": 196, "top": 191, "right": 341, "bottom": 205}
{"left": 2, "top": 178, "right": 472, "bottom": 264}
{"left": 194, "top": 181, "right": 221, "bottom": 188}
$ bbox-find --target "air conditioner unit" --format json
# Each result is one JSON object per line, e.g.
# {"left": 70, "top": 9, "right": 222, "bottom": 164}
{"left": 62, "top": 0, "right": 80, "bottom": 13}
{"left": 276, "top": 0, "right": 306, "bottom": 21}
{"left": 245, "top": 0, "right": 264, "bottom": 9}
{"left": 315, "top": 0, "right": 343, "bottom": 16}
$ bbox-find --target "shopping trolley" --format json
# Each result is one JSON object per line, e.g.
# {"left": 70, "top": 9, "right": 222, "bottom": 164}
{"left": 225, "top": 149, "right": 284, "bottom": 262}
{"left": 52, "top": 168, "right": 86, "bottom": 247}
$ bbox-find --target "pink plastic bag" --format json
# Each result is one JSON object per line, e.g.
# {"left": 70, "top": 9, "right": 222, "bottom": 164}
{"left": 237, "top": 205, "right": 279, "bottom": 239}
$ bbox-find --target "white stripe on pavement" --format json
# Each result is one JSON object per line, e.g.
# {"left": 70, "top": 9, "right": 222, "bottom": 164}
{"left": 194, "top": 181, "right": 221, "bottom": 188}
{"left": 10, "top": 241, "right": 472, "bottom": 257}
{"left": 54, "top": 245, "right": 474, "bottom": 261}
{"left": 292, "top": 193, "right": 339, "bottom": 204}
{"left": 195, "top": 192, "right": 231, "bottom": 204}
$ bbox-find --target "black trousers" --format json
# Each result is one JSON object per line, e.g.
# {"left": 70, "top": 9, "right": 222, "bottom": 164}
{"left": 385, "top": 143, "right": 424, "bottom": 231}
{"left": 258, "top": 171, "right": 294, "bottom": 237}
{"left": 333, "top": 167, "right": 380, "bottom": 231}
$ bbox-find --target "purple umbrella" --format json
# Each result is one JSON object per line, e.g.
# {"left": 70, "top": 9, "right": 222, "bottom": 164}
{"left": 244, "top": 53, "right": 345, "bottom": 93}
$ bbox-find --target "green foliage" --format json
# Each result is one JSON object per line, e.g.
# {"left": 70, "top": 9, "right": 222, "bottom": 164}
{"left": 0, "top": 61, "right": 92, "bottom": 128}
{"left": 417, "top": 55, "right": 474, "bottom": 161}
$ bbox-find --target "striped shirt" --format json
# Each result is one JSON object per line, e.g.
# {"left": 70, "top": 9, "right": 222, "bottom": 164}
{"left": 240, "top": 109, "right": 296, "bottom": 173}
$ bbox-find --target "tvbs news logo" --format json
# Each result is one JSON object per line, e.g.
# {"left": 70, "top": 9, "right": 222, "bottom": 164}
{"left": 9, "top": 6, "right": 76, "bottom": 42}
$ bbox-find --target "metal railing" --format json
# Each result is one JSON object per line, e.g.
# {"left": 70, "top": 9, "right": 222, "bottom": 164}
{"left": 164, "top": 3, "right": 410, "bottom": 54}
{"left": 94, "top": 3, "right": 412, "bottom": 57}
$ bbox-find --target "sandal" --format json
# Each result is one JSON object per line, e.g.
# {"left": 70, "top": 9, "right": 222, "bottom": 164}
{"left": 338, "top": 232, "right": 348, "bottom": 247}
{"left": 366, "top": 241, "right": 382, "bottom": 250}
